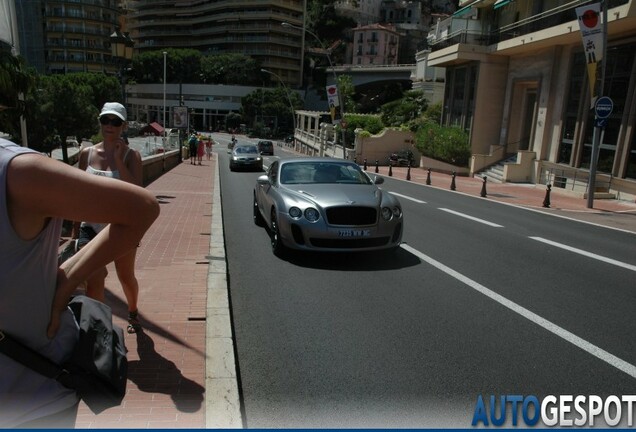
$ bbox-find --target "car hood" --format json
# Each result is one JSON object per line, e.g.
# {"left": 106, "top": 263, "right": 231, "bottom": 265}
{"left": 283, "top": 184, "right": 385, "bottom": 208}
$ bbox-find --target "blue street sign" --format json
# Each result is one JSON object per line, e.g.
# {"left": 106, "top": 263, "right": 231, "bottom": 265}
{"left": 595, "top": 96, "right": 613, "bottom": 119}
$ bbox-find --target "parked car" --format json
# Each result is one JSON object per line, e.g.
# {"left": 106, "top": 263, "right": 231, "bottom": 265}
{"left": 389, "top": 149, "right": 417, "bottom": 167}
{"left": 257, "top": 140, "right": 274, "bottom": 155}
{"left": 253, "top": 158, "right": 403, "bottom": 256}
{"left": 229, "top": 144, "right": 263, "bottom": 171}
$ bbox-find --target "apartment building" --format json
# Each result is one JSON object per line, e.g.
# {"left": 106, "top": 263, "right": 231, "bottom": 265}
{"left": 335, "top": 0, "right": 384, "bottom": 25}
{"left": 351, "top": 23, "right": 400, "bottom": 65}
{"left": 427, "top": 0, "right": 636, "bottom": 199}
{"left": 127, "top": 0, "right": 306, "bottom": 88}
{"left": 14, "top": 0, "right": 122, "bottom": 75}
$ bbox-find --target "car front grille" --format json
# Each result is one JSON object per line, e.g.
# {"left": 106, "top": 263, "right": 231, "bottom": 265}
{"left": 309, "top": 237, "right": 389, "bottom": 249}
{"left": 326, "top": 206, "right": 377, "bottom": 225}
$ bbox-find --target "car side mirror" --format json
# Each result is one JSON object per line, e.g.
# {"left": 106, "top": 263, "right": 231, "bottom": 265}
{"left": 257, "top": 175, "right": 271, "bottom": 185}
{"left": 374, "top": 176, "right": 384, "bottom": 185}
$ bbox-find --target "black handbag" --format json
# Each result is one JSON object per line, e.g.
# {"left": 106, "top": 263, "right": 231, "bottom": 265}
{"left": 0, "top": 296, "right": 127, "bottom": 414}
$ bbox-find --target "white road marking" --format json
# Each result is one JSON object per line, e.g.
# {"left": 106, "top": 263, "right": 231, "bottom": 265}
{"left": 400, "top": 243, "right": 636, "bottom": 379}
{"left": 530, "top": 237, "right": 636, "bottom": 272}
{"left": 390, "top": 192, "right": 427, "bottom": 204}
{"left": 439, "top": 208, "right": 504, "bottom": 228}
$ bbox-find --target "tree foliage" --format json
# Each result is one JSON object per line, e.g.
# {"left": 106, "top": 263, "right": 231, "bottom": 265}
{"left": 24, "top": 73, "right": 118, "bottom": 161}
{"left": 414, "top": 120, "right": 471, "bottom": 167}
{"left": 201, "top": 53, "right": 262, "bottom": 85}
{"left": 241, "top": 87, "right": 304, "bottom": 134}
{"left": 132, "top": 49, "right": 201, "bottom": 83}
{"left": 380, "top": 90, "right": 428, "bottom": 127}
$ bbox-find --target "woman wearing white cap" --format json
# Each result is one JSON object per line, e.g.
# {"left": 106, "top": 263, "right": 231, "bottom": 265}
{"left": 73, "top": 102, "right": 145, "bottom": 333}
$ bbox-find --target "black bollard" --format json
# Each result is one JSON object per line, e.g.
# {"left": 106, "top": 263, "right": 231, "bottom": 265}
{"left": 543, "top": 184, "right": 552, "bottom": 208}
{"left": 375, "top": 159, "right": 379, "bottom": 173}
{"left": 426, "top": 168, "right": 431, "bottom": 185}
{"left": 363, "top": 158, "right": 367, "bottom": 171}
{"left": 450, "top": 171, "right": 456, "bottom": 191}
{"left": 480, "top": 176, "right": 487, "bottom": 197}
{"left": 388, "top": 161, "right": 393, "bottom": 177}
{"left": 406, "top": 165, "right": 411, "bottom": 181}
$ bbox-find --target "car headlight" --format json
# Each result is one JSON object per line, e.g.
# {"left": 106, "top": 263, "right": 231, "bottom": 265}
{"left": 289, "top": 207, "right": 302, "bottom": 219}
{"left": 304, "top": 208, "right": 320, "bottom": 222}
{"left": 392, "top": 207, "right": 402, "bottom": 218}
{"left": 257, "top": 156, "right": 262, "bottom": 161}
{"left": 381, "top": 207, "right": 393, "bottom": 221}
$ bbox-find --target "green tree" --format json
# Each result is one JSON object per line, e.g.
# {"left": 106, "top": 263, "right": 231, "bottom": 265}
{"left": 380, "top": 90, "right": 428, "bottom": 127}
{"left": 241, "top": 87, "right": 303, "bottom": 134}
{"left": 337, "top": 75, "right": 356, "bottom": 114}
{"left": 0, "top": 51, "right": 35, "bottom": 143}
{"left": 27, "top": 74, "right": 105, "bottom": 162}
{"left": 132, "top": 49, "right": 201, "bottom": 84}
{"left": 201, "top": 54, "right": 262, "bottom": 85}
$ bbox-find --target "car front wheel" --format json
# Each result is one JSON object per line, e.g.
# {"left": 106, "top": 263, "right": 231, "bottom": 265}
{"left": 270, "top": 208, "right": 286, "bottom": 257}
{"left": 253, "top": 195, "right": 264, "bottom": 226}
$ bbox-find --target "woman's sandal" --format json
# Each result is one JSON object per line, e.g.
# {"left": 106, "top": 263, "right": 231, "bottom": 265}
{"left": 127, "top": 310, "right": 141, "bottom": 334}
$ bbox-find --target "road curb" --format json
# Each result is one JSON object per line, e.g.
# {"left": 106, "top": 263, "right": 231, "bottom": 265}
{"left": 205, "top": 155, "right": 242, "bottom": 428}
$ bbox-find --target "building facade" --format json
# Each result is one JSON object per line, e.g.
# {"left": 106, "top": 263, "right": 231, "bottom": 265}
{"left": 127, "top": 0, "right": 306, "bottom": 89}
{"left": 427, "top": 0, "right": 636, "bottom": 199}
{"left": 14, "top": 0, "right": 123, "bottom": 75}
{"left": 351, "top": 23, "right": 400, "bottom": 65}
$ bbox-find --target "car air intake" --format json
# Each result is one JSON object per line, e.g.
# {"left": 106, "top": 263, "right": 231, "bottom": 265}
{"left": 326, "top": 206, "right": 377, "bottom": 225}
{"left": 310, "top": 237, "right": 389, "bottom": 248}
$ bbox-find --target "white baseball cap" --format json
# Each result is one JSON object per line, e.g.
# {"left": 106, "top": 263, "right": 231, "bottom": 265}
{"left": 99, "top": 102, "right": 127, "bottom": 121}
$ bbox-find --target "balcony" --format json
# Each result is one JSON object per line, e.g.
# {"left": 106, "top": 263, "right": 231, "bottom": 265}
{"left": 428, "top": 0, "right": 630, "bottom": 51}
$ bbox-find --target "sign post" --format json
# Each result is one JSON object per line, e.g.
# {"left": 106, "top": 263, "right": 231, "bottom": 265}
{"left": 576, "top": 1, "right": 608, "bottom": 208}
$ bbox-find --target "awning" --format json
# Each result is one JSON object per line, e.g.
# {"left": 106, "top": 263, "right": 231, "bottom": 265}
{"left": 453, "top": 0, "right": 483, "bottom": 16}
{"left": 493, "top": 0, "right": 512, "bottom": 9}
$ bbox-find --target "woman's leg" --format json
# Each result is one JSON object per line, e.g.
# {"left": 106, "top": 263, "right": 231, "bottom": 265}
{"left": 114, "top": 248, "right": 140, "bottom": 333}
{"left": 85, "top": 266, "right": 107, "bottom": 302}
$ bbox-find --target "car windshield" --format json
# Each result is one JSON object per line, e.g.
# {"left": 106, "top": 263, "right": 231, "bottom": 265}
{"left": 280, "top": 162, "right": 372, "bottom": 185}
{"left": 235, "top": 146, "right": 258, "bottom": 154}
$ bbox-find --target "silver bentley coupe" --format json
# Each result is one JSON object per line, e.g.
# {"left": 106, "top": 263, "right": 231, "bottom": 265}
{"left": 253, "top": 158, "right": 403, "bottom": 256}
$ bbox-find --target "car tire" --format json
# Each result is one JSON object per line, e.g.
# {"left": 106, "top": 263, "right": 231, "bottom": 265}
{"left": 253, "top": 195, "right": 264, "bottom": 226}
{"left": 270, "top": 208, "right": 286, "bottom": 257}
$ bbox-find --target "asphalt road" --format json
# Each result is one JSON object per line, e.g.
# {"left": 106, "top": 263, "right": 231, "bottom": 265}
{"left": 214, "top": 136, "right": 636, "bottom": 428}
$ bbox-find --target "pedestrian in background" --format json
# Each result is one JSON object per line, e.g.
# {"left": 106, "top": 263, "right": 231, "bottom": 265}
{"left": 73, "top": 102, "right": 145, "bottom": 334}
{"left": 205, "top": 136, "right": 213, "bottom": 161}
{"left": 0, "top": 138, "right": 158, "bottom": 428}
{"left": 188, "top": 133, "right": 198, "bottom": 165}
{"left": 197, "top": 134, "right": 205, "bottom": 165}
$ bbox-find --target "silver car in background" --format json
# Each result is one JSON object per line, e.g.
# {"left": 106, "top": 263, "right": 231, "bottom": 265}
{"left": 229, "top": 144, "right": 263, "bottom": 171}
{"left": 253, "top": 158, "right": 403, "bottom": 256}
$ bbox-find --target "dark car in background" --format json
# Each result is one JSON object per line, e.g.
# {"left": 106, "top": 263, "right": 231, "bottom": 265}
{"left": 257, "top": 140, "right": 274, "bottom": 156}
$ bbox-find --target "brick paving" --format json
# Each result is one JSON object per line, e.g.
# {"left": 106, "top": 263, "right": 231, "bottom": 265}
{"left": 69, "top": 148, "right": 636, "bottom": 428}
{"left": 75, "top": 156, "right": 215, "bottom": 429}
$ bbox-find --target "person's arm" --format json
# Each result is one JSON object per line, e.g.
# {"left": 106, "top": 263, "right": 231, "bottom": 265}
{"left": 114, "top": 138, "right": 142, "bottom": 186}
{"left": 6, "top": 152, "right": 159, "bottom": 337}
{"left": 71, "top": 148, "right": 90, "bottom": 238}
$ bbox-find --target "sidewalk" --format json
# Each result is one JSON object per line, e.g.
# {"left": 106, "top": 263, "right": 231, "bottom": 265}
{"left": 70, "top": 153, "right": 636, "bottom": 428}
{"left": 74, "top": 155, "right": 223, "bottom": 428}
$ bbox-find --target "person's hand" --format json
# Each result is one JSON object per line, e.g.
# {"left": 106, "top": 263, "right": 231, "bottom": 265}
{"left": 47, "top": 268, "right": 71, "bottom": 338}
{"left": 114, "top": 138, "right": 127, "bottom": 162}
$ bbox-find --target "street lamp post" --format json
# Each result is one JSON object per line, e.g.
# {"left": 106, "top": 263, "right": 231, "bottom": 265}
{"left": 282, "top": 21, "right": 347, "bottom": 158}
{"left": 261, "top": 68, "right": 297, "bottom": 142}
{"left": 163, "top": 51, "right": 167, "bottom": 154}
{"left": 110, "top": 29, "right": 134, "bottom": 105}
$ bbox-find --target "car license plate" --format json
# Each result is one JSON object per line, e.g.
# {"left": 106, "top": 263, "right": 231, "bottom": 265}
{"left": 338, "top": 229, "right": 370, "bottom": 237}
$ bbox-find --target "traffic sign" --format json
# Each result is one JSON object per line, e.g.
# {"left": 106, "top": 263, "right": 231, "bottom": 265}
{"left": 595, "top": 96, "right": 613, "bottom": 119}
{"left": 595, "top": 118, "right": 607, "bottom": 128}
